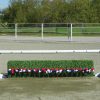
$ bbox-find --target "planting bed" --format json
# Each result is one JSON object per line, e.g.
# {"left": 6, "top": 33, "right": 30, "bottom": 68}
{"left": 8, "top": 60, "right": 94, "bottom": 77}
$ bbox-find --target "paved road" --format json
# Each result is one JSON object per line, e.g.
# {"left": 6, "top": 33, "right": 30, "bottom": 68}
{"left": 0, "top": 36, "right": 99, "bottom": 73}
{"left": 0, "top": 36, "right": 100, "bottom": 43}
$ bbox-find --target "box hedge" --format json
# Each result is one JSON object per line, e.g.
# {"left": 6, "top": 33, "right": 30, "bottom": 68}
{"left": 8, "top": 60, "right": 94, "bottom": 69}
{"left": 7, "top": 60, "right": 94, "bottom": 77}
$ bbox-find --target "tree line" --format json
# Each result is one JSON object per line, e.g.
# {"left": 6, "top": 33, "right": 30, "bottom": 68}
{"left": 1, "top": 0, "right": 100, "bottom": 23}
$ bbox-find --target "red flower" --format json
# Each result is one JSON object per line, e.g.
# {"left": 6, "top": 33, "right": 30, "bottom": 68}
{"left": 55, "top": 68, "right": 58, "bottom": 71}
{"left": 11, "top": 68, "right": 15, "bottom": 75}
{"left": 78, "top": 68, "right": 82, "bottom": 71}
{"left": 51, "top": 68, "right": 54, "bottom": 70}
{"left": 34, "top": 68, "right": 37, "bottom": 72}
{"left": 84, "top": 68, "right": 88, "bottom": 71}
{"left": 91, "top": 68, "right": 94, "bottom": 72}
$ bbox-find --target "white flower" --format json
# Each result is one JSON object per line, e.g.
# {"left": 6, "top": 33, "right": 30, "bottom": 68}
{"left": 8, "top": 69, "right": 11, "bottom": 71}
{"left": 47, "top": 69, "right": 51, "bottom": 73}
{"left": 23, "top": 70, "right": 26, "bottom": 72}
{"left": 67, "top": 70, "right": 71, "bottom": 73}
{"left": 74, "top": 70, "right": 78, "bottom": 72}
{"left": 56, "top": 70, "right": 59, "bottom": 73}
{"left": 88, "top": 69, "right": 91, "bottom": 73}
{"left": 86, "top": 70, "right": 89, "bottom": 72}
{"left": 39, "top": 70, "right": 41, "bottom": 73}
{"left": 28, "top": 70, "right": 31, "bottom": 72}
{"left": 15, "top": 69, "right": 18, "bottom": 72}
{"left": 59, "top": 69, "right": 62, "bottom": 73}
{"left": 34, "top": 69, "right": 36, "bottom": 72}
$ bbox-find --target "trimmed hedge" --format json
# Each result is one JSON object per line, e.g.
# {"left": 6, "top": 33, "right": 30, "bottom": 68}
{"left": 7, "top": 60, "right": 94, "bottom": 77}
{"left": 8, "top": 60, "right": 94, "bottom": 69}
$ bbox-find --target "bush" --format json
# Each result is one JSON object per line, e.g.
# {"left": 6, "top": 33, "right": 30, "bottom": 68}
{"left": 7, "top": 60, "right": 94, "bottom": 77}
{"left": 8, "top": 60, "right": 94, "bottom": 69}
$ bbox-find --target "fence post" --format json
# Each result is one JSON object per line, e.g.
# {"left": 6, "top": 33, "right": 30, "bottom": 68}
{"left": 70, "top": 23, "right": 72, "bottom": 41}
{"left": 41, "top": 23, "right": 44, "bottom": 40}
{"left": 15, "top": 23, "right": 18, "bottom": 39}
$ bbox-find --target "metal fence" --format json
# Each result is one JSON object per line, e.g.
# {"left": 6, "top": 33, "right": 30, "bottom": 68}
{"left": 0, "top": 23, "right": 100, "bottom": 41}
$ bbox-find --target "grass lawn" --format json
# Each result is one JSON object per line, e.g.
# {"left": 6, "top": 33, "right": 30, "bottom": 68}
{"left": 0, "top": 77, "right": 100, "bottom": 100}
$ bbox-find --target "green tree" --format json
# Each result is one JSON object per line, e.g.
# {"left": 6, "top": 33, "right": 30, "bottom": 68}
{"left": 2, "top": 0, "right": 100, "bottom": 23}
{"left": 92, "top": 0, "right": 100, "bottom": 22}
{"left": 3, "top": 0, "right": 26, "bottom": 23}
{"left": 50, "top": 0, "right": 68, "bottom": 23}
{"left": 68, "top": 0, "right": 98, "bottom": 23}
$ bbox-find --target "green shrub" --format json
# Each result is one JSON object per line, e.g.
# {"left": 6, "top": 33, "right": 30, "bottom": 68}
{"left": 7, "top": 60, "right": 94, "bottom": 77}
{"left": 7, "top": 60, "right": 94, "bottom": 69}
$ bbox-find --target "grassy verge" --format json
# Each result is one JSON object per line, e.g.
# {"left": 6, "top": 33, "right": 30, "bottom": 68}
{"left": 0, "top": 27, "right": 100, "bottom": 36}
{"left": 0, "top": 78, "right": 99, "bottom": 100}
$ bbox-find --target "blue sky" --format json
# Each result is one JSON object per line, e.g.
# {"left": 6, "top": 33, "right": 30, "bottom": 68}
{"left": 0, "top": 0, "right": 9, "bottom": 10}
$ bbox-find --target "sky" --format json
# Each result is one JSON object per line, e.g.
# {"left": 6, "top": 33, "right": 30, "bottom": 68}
{"left": 0, "top": 0, "right": 71, "bottom": 10}
{"left": 0, "top": 0, "right": 9, "bottom": 10}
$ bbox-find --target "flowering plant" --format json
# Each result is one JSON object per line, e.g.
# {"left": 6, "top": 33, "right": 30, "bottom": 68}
{"left": 8, "top": 67, "right": 94, "bottom": 77}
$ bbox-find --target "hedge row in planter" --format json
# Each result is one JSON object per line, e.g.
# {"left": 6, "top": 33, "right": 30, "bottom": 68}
{"left": 7, "top": 60, "right": 94, "bottom": 77}
{"left": 8, "top": 60, "right": 94, "bottom": 69}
